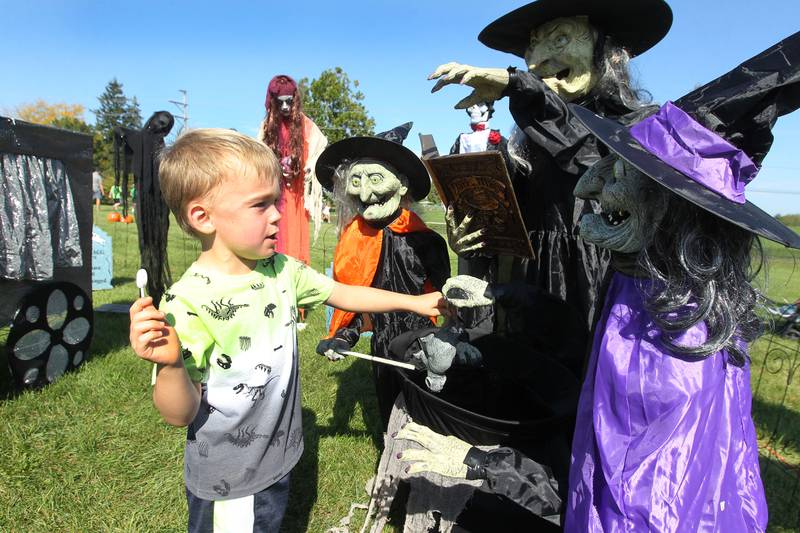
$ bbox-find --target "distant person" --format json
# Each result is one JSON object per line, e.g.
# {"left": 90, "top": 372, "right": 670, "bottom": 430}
{"left": 128, "top": 128, "right": 444, "bottom": 533}
{"left": 92, "top": 170, "right": 105, "bottom": 211}
{"left": 321, "top": 203, "right": 331, "bottom": 223}
{"left": 109, "top": 183, "right": 122, "bottom": 209}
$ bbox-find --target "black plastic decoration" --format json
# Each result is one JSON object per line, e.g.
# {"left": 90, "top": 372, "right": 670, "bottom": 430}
{"left": 6, "top": 282, "right": 93, "bottom": 389}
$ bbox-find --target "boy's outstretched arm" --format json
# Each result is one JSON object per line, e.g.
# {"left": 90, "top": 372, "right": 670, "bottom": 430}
{"left": 129, "top": 297, "right": 201, "bottom": 427}
{"left": 326, "top": 282, "right": 446, "bottom": 317}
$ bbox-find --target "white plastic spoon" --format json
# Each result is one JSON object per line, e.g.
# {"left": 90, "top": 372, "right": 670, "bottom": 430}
{"left": 136, "top": 268, "right": 148, "bottom": 298}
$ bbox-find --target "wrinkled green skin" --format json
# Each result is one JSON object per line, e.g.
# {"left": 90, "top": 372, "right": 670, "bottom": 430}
{"left": 346, "top": 159, "right": 408, "bottom": 223}
{"left": 574, "top": 155, "right": 668, "bottom": 254}
{"left": 525, "top": 16, "right": 598, "bottom": 102}
{"left": 432, "top": 16, "right": 599, "bottom": 252}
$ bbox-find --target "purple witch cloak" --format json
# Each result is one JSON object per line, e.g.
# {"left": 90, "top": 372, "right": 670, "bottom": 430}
{"left": 565, "top": 31, "right": 800, "bottom": 532}
{"left": 565, "top": 273, "right": 767, "bottom": 531}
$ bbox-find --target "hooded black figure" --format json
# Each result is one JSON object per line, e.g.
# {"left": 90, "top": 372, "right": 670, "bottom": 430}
{"left": 114, "top": 111, "right": 175, "bottom": 305}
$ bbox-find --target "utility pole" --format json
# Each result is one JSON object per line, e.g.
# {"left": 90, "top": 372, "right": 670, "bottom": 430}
{"left": 168, "top": 90, "right": 188, "bottom": 135}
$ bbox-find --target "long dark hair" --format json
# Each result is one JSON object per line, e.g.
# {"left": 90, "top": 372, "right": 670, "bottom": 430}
{"left": 261, "top": 93, "right": 305, "bottom": 176}
{"left": 637, "top": 192, "right": 764, "bottom": 366}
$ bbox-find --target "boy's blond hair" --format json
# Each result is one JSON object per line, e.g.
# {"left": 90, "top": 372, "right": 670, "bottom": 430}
{"left": 159, "top": 128, "right": 280, "bottom": 236}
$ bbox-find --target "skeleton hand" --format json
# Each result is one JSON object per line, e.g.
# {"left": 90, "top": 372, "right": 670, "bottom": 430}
{"left": 443, "top": 276, "right": 493, "bottom": 308}
{"left": 315, "top": 337, "right": 351, "bottom": 361}
{"left": 396, "top": 422, "right": 472, "bottom": 478}
{"left": 429, "top": 63, "right": 510, "bottom": 109}
{"left": 445, "top": 205, "right": 489, "bottom": 257}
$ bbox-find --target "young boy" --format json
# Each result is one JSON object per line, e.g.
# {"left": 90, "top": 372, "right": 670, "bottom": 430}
{"left": 129, "top": 129, "right": 444, "bottom": 532}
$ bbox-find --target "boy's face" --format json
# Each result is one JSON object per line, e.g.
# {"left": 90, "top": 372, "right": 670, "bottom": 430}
{"left": 207, "top": 165, "right": 281, "bottom": 261}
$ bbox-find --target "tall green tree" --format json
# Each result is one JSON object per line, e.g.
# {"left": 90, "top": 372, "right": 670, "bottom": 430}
{"left": 299, "top": 67, "right": 375, "bottom": 144}
{"left": 92, "top": 78, "right": 142, "bottom": 176}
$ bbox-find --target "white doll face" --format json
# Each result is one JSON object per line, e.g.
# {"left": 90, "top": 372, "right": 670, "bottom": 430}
{"left": 574, "top": 154, "right": 668, "bottom": 253}
{"left": 345, "top": 160, "right": 408, "bottom": 221}
{"left": 467, "top": 103, "right": 490, "bottom": 125}
{"left": 277, "top": 95, "right": 294, "bottom": 117}
{"left": 525, "top": 16, "right": 598, "bottom": 102}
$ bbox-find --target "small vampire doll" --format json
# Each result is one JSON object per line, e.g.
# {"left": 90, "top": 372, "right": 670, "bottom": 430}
{"left": 449, "top": 101, "right": 507, "bottom": 157}
{"left": 314, "top": 123, "right": 451, "bottom": 427}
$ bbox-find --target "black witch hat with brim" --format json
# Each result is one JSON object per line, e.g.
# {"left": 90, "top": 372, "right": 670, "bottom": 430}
{"left": 569, "top": 31, "right": 800, "bottom": 249}
{"left": 315, "top": 122, "right": 431, "bottom": 201}
{"left": 478, "top": 0, "right": 673, "bottom": 59}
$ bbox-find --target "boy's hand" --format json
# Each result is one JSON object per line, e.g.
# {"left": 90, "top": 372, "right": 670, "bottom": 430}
{"left": 129, "top": 297, "right": 181, "bottom": 366}
{"left": 415, "top": 291, "right": 448, "bottom": 317}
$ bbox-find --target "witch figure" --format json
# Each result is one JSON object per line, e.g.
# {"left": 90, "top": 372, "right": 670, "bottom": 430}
{"left": 314, "top": 123, "right": 451, "bottom": 427}
{"left": 400, "top": 32, "right": 800, "bottom": 532}
{"left": 431, "top": 0, "right": 673, "bottom": 340}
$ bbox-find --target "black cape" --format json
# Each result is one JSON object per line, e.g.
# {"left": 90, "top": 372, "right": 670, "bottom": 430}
{"left": 330, "top": 221, "right": 451, "bottom": 426}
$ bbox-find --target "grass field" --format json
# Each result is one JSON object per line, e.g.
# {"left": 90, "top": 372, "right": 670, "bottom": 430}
{"left": 0, "top": 205, "right": 798, "bottom": 532}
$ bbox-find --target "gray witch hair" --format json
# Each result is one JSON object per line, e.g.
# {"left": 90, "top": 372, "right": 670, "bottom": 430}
{"left": 636, "top": 192, "right": 764, "bottom": 366}
{"left": 589, "top": 36, "right": 653, "bottom": 113}
{"left": 332, "top": 159, "right": 360, "bottom": 235}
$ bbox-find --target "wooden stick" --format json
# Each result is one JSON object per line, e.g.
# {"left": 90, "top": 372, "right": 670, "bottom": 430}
{"left": 340, "top": 350, "right": 417, "bottom": 370}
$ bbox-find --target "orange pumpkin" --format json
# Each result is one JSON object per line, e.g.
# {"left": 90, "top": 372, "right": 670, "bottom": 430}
{"left": 124, "top": 214, "right": 135, "bottom": 224}
{"left": 107, "top": 212, "right": 122, "bottom": 222}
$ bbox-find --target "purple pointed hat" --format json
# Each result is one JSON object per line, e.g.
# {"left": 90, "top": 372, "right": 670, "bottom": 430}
{"left": 570, "top": 31, "right": 800, "bottom": 248}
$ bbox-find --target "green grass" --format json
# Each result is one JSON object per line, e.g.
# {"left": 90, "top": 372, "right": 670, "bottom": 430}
{"left": 0, "top": 208, "right": 798, "bottom": 531}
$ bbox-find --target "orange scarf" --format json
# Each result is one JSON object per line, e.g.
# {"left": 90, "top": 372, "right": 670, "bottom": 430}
{"left": 327, "top": 208, "right": 436, "bottom": 337}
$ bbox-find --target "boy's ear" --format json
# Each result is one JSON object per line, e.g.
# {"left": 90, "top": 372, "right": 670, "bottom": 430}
{"left": 186, "top": 200, "right": 215, "bottom": 235}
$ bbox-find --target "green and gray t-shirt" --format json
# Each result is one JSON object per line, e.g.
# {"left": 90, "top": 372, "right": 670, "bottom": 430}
{"left": 160, "top": 254, "right": 334, "bottom": 500}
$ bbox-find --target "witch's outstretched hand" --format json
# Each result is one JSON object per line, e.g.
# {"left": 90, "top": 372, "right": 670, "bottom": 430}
{"left": 429, "top": 63, "right": 509, "bottom": 109}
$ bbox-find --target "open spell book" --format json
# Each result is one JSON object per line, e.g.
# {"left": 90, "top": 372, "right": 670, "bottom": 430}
{"left": 419, "top": 134, "right": 534, "bottom": 259}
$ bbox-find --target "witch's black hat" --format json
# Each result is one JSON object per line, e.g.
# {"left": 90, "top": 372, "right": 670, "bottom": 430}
{"left": 570, "top": 31, "right": 800, "bottom": 248}
{"left": 478, "top": 0, "right": 672, "bottom": 59}
{"left": 315, "top": 122, "right": 431, "bottom": 201}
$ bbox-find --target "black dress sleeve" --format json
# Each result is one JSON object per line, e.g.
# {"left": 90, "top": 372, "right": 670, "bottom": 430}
{"left": 503, "top": 69, "right": 600, "bottom": 176}
{"left": 464, "top": 447, "right": 562, "bottom": 520}
{"left": 450, "top": 136, "right": 461, "bottom": 155}
{"left": 416, "top": 231, "right": 451, "bottom": 290}
{"left": 332, "top": 314, "right": 363, "bottom": 347}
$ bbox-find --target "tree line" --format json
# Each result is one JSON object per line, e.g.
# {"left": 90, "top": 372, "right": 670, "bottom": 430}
{"left": 8, "top": 69, "right": 444, "bottom": 204}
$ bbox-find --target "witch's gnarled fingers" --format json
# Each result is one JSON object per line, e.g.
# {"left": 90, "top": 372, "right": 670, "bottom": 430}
{"left": 400, "top": 448, "right": 435, "bottom": 462}
{"left": 407, "top": 462, "right": 434, "bottom": 475}
{"left": 456, "top": 91, "right": 491, "bottom": 110}
{"left": 429, "top": 62, "right": 464, "bottom": 80}
{"left": 454, "top": 210, "right": 475, "bottom": 235}
{"left": 455, "top": 228, "right": 486, "bottom": 248}
{"left": 457, "top": 241, "right": 488, "bottom": 254}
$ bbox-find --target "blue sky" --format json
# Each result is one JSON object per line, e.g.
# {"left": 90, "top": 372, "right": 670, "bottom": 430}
{"left": 3, "top": 0, "right": 799, "bottom": 214}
